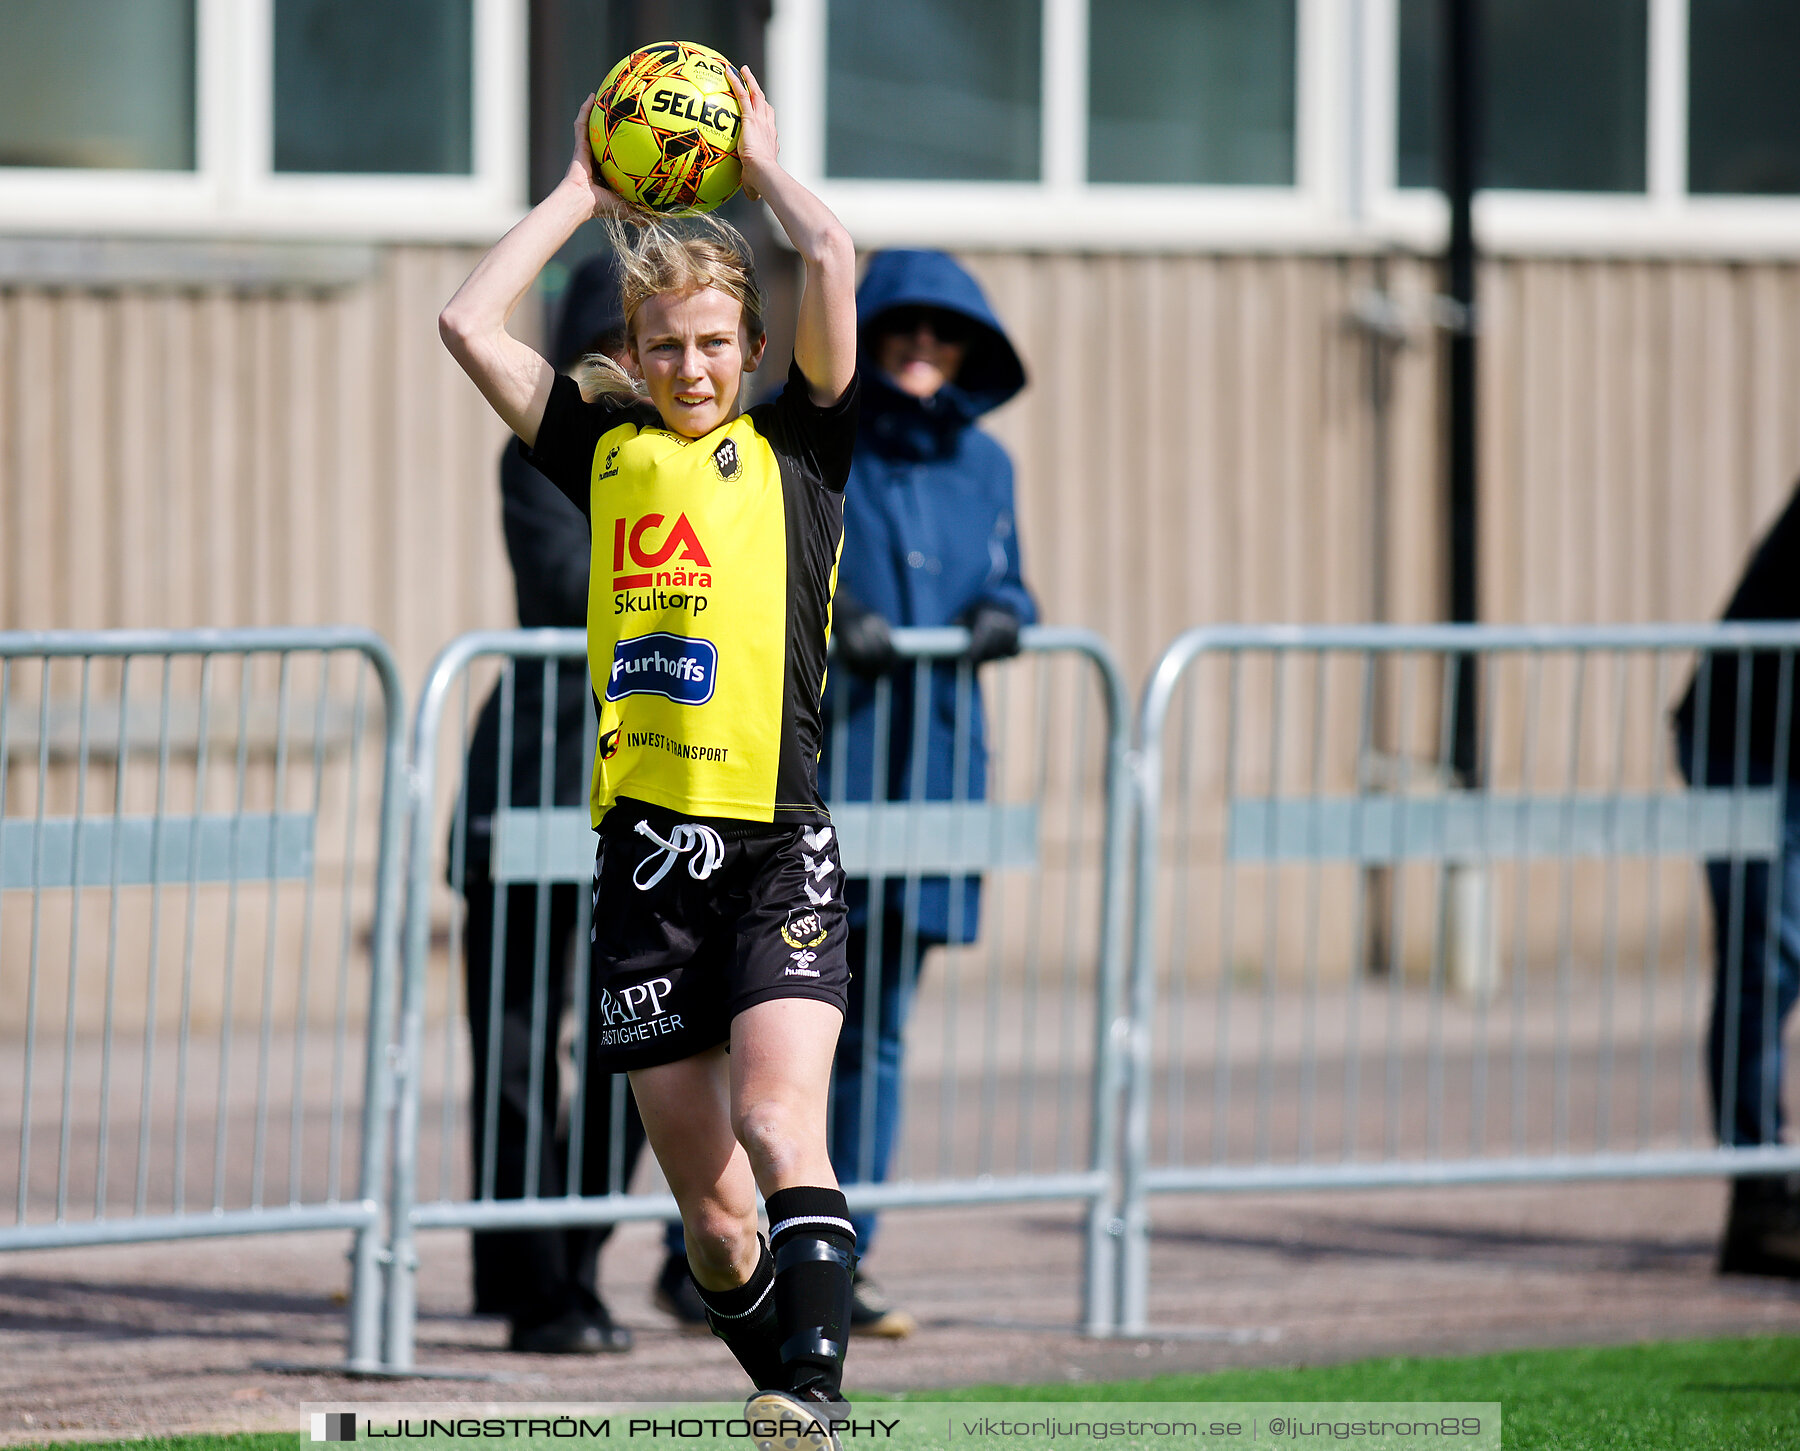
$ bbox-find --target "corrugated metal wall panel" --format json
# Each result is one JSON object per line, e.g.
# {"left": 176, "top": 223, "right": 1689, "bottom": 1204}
{"left": 961, "top": 250, "right": 1449, "bottom": 690}
{"left": 0, "top": 247, "right": 519, "bottom": 679}
{"left": 1477, "top": 257, "right": 1798, "bottom": 630}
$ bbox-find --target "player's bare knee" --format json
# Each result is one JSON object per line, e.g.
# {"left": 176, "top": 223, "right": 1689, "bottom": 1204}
{"left": 684, "top": 1206, "right": 759, "bottom": 1286}
{"left": 732, "top": 1099, "right": 810, "bottom": 1182}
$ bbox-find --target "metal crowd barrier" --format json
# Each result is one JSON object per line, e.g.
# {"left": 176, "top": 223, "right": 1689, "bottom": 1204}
{"left": 0, "top": 627, "right": 407, "bottom": 1371}
{"left": 1117, "top": 623, "right": 1800, "bottom": 1333}
{"left": 18, "top": 620, "right": 1790, "bottom": 1354}
{"left": 382, "top": 625, "right": 1131, "bottom": 1368}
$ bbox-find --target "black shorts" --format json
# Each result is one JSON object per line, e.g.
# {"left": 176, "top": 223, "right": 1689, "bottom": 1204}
{"left": 587, "top": 800, "right": 849, "bottom": 1072}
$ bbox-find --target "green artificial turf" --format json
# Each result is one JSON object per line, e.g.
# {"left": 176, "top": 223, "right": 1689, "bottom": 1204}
{"left": 38, "top": 1334, "right": 1800, "bottom": 1451}
{"left": 893, "top": 1333, "right": 1800, "bottom": 1449}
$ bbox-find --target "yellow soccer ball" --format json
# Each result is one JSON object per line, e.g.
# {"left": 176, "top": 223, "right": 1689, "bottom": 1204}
{"left": 589, "top": 40, "right": 743, "bottom": 214}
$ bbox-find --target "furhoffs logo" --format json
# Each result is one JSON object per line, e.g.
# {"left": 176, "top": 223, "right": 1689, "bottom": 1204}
{"left": 711, "top": 437, "right": 741, "bottom": 479}
{"left": 311, "top": 1412, "right": 356, "bottom": 1441}
{"left": 605, "top": 634, "right": 718, "bottom": 706}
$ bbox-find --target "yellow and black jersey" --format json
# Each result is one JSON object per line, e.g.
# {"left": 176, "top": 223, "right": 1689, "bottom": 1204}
{"left": 522, "top": 361, "right": 857, "bottom": 827}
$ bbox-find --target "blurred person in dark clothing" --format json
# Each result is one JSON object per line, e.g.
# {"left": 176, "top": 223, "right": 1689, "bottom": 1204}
{"left": 1674, "top": 476, "right": 1800, "bottom": 1278}
{"left": 818, "top": 250, "right": 1035, "bottom": 1336}
{"left": 457, "top": 251, "right": 652, "bottom": 1353}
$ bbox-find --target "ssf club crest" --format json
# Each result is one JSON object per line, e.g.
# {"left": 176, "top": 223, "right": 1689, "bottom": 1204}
{"left": 780, "top": 906, "right": 829, "bottom": 949}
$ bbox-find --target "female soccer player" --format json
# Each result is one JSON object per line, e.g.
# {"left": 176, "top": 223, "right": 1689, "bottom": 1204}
{"left": 439, "top": 64, "right": 859, "bottom": 1445}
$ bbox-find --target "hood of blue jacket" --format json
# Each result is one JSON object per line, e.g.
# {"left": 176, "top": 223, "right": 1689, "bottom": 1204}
{"left": 856, "top": 250, "right": 1026, "bottom": 419}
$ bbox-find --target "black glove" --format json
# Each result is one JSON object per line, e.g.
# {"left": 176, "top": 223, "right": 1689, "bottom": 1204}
{"left": 836, "top": 605, "right": 899, "bottom": 677}
{"left": 965, "top": 605, "right": 1022, "bottom": 665}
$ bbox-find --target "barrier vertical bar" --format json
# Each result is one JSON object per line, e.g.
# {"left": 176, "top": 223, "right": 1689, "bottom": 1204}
{"left": 1054, "top": 668, "right": 1089, "bottom": 1169}
{"left": 438, "top": 670, "right": 474, "bottom": 1206}
{"left": 1297, "top": 650, "right": 1330, "bottom": 1162}
{"left": 289, "top": 658, "right": 334, "bottom": 1204}
{"left": 1118, "top": 632, "right": 1204, "bottom": 1334}
{"left": 56, "top": 657, "right": 95, "bottom": 1222}
{"left": 212, "top": 659, "right": 253, "bottom": 1213}
{"left": 96, "top": 655, "right": 133, "bottom": 1217}
{"left": 1079, "top": 632, "right": 1133, "bottom": 1338}
{"left": 347, "top": 636, "right": 409, "bottom": 1373}
{"left": 252, "top": 652, "right": 296, "bottom": 1208}
{"left": 135, "top": 657, "right": 174, "bottom": 1213}
{"left": 382, "top": 636, "right": 462, "bottom": 1372}
{"left": 329, "top": 667, "right": 372, "bottom": 1206}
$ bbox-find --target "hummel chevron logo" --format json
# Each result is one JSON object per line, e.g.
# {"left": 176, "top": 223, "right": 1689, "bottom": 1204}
{"left": 802, "top": 826, "right": 833, "bottom": 851}
{"left": 804, "top": 882, "right": 833, "bottom": 906}
{"left": 801, "top": 853, "right": 833, "bottom": 881}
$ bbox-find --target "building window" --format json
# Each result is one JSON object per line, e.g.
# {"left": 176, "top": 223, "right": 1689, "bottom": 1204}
{"left": 1395, "top": 0, "right": 1648, "bottom": 193}
{"left": 0, "top": 0, "right": 521, "bottom": 240}
{"left": 274, "top": 0, "right": 474, "bottom": 175}
{"left": 1088, "top": 0, "right": 1296, "bottom": 187}
{"left": 1688, "top": 0, "right": 1800, "bottom": 195}
{"left": 826, "top": 0, "right": 1042, "bottom": 182}
{"left": 0, "top": 0, "right": 197, "bottom": 171}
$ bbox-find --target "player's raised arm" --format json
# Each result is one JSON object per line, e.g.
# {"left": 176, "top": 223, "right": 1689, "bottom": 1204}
{"left": 726, "top": 65, "right": 856, "bottom": 408}
{"left": 438, "top": 96, "right": 638, "bottom": 447}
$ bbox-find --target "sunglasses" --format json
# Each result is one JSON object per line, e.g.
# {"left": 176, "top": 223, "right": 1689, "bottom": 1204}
{"left": 875, "top": 306, "right": 975, "bottom": 345}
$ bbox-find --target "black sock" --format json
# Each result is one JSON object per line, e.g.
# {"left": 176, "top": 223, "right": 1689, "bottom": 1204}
{"left": 765, "top": 1186, "right": 857, "bottom": 1402}
{"left": 693, "top": 1237, "right": 784, "bottom": 1390}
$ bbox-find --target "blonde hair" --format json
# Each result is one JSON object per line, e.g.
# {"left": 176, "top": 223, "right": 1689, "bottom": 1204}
{"left": 574, "top": 213, "right": 767, "bottom": 405}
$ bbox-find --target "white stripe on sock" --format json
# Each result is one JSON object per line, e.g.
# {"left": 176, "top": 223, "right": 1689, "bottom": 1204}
{"left": 769, "top": 1214, "right": 855, "bottom": 1241}
{"left": 702, "top": 1272, "right": 775, "bottom": 1321}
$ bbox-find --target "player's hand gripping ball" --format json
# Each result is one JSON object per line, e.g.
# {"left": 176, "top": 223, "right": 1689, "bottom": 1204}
{"left": 589, "top": 40, "right": 743, "bottom": 214}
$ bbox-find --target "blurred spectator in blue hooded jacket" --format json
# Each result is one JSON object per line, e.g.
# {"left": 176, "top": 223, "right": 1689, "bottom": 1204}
{"left": 819, "top": 250, "right": 1035, "bottom": 1336}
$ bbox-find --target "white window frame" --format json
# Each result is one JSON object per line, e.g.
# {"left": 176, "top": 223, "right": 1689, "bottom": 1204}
{"left": 770, "top": 0, "right": 1352, "bottom": 252}
{"left": 772, "top": 0, "right": 1800, "bottom": 258}
{"left": 1364, "top": 0, "right": 1800, "bottom": 258}
{"left": 0, "top": 0, "right": 526, "bottom": 242}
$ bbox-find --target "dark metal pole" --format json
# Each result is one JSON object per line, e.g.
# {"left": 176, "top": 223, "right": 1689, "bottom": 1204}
{"left": 1444, "top": 0, "right": 1480, "bottom": 785}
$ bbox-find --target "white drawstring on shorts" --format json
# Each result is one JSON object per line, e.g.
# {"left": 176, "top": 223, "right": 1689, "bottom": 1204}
{"left": 632, "top": 819, "right": 726, "bottom": 891}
